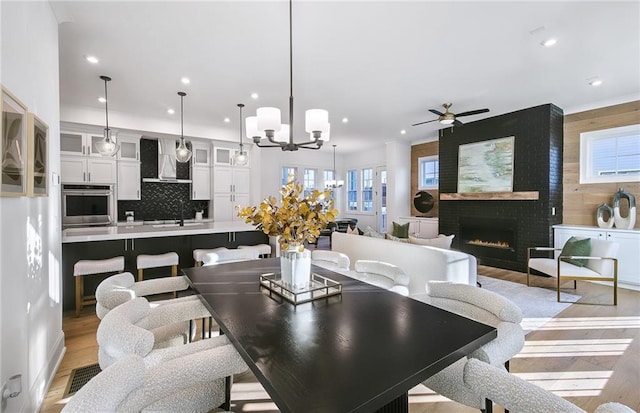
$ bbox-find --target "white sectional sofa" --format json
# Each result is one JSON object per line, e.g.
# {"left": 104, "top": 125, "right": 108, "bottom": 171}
{"left": 331, "top": 232, "right": 478, "bottom": 296}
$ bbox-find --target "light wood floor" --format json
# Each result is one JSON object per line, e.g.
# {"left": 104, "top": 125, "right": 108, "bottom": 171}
{"left": 40, "top": 265, "right": 640, "bottom": 413}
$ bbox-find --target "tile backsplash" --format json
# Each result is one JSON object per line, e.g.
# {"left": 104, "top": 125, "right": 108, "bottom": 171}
{"left": 117, "top": 138, "right": 209, "bottom": 221}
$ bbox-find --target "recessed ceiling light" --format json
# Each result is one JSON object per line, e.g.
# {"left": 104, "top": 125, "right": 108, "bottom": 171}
{"left": 85, "top": 55, "right": 99, "bottom": 64}
{"left": 541, "top": 38, "right": 557, "bottom": 47}
{"left": 98, "top": 97, "right": 106, "bottom": 103}
{"left": 400, "top": 130, "right": 406, "bottom": 135}
{"left": 181, "top": 77, "right": 190, "bottom": 85}
{"left": 342, "top": 117, "right": 349, "bottom": 123}
{"left": 589, "top": 79, "right": 603, "bottom": 87}
{"left": 224, "top": 117, "right": 231, "bottom": 123}
{"left": 167, "top": 108, "right": 175, "bottom": 115}
{"left": 251, "top": 93, "right": 259, "bottom": 100}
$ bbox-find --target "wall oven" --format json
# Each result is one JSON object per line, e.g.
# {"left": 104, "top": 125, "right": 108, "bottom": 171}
{"left": 62, "top": 184, "right": 115, "bottom": 228}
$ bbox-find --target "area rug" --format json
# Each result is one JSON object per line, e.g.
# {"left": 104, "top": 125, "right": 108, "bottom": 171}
{"left": 477, "top": 275, "right": 581, "bottom": 333}
{"left": 63, "top": 363, "right": 101, "bottom": 397}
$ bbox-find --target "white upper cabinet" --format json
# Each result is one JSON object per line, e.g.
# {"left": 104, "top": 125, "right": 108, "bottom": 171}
{"left": 61, "top": 157, "right": 117, "bottom": 184}
{"left": 192, "top": 141, "right": 211, "bottom": 166}
{"left": 213, "top": 146, "right": 249, "bottom": 166}
{"left": 117, "top": 135, "right": 140, "bottom": 161}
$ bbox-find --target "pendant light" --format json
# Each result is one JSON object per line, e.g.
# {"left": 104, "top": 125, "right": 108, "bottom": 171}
{"left": 249, "top": 0, "right": 329, "bottom": 151}
{"left": 326, "top": 144, "right": 344, "bottom": 189}
{"left": 234, "top": 104, "right": 249, "bottom": 166}
{"left": 95, "top": 75, "right": 120, "bottom": 157}
{"left": 175, "top": 91, "right": 192, "bottom": 163}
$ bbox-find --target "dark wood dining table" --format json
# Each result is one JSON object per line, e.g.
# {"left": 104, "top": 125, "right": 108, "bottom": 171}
{"left": 182, "top": 258, "right": 496, "bottom": 413}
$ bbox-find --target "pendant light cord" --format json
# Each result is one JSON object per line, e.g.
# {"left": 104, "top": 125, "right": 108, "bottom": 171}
{"left": 288, "top": 0, "right": 294, "bottom": 144}
{"left": 103, "top": 77, "right": 110, "bottom": 131}
{"left": 180, "top": 94, "right": 184, "bottom": 140}
{"left": 238, "top": 103, "right": 245, "bottom": 150}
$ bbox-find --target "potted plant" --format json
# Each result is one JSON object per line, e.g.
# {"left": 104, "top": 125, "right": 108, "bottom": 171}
{"left": 237, "top": 179, "right": 338, "bottom": 289}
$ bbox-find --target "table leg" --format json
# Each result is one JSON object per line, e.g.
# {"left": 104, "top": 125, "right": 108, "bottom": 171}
{"left": 374, "top": 392, "right": 408, "bottom": 413}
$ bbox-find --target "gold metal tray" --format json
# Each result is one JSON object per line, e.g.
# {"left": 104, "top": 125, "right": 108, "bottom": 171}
{"left": 260, "top": 272, "right": 342, "bottom": 305}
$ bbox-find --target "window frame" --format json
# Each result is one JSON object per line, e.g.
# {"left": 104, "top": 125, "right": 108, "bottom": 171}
{"left": 347, "top": 169, "right": 358, "bottom": 211}
{"left": 418, "top": 155, "right": 439, "bottom": 190}
{"left": 362, "top": 168, "right": 374, "bottom": 212}
{"left": 580, "top": 124, "right": 640, "bottom": 184}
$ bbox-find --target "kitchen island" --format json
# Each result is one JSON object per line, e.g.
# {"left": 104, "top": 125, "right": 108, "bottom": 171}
{"left": 61, "top": 221, "right": 268, "bottom": 312}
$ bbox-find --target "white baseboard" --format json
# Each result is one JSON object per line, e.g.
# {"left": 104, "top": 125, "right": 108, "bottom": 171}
{"left": 28, "top": 331, "right": 66, "bottom": 413}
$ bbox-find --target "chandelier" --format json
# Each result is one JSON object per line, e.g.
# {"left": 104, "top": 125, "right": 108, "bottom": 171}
{"left": 326, "top": 145, "right": 344, "bottom": 188}
{"left": 95, "top": 75, "right": 120, "bottom": 157}
{"left": 247, "top": 0, "right": 330, "bottom": 151}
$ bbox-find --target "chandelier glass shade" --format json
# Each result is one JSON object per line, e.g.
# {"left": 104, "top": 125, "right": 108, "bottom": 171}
{"left": 234, "top": 104, "right": 249, "bottom": 166}
{"left": 251, "top": 0, "right": 329, "bottom": 151}
{"left": 175, "top": 91, "right": 192, "bottom": 163}
{"left": 95, "top": 75, "right": 120, "bottom": 157}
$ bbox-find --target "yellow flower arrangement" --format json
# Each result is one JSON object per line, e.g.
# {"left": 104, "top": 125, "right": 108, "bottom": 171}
{"left": 237, "top": 178, "right": 339, "bottom": 251}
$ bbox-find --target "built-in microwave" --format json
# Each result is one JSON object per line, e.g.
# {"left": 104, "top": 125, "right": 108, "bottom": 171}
{"left": 62, "top": 184, "right": 115, "bottom": 228}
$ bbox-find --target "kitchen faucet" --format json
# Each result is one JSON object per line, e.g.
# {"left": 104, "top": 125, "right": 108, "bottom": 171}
{"left": 179, "top": 200, "right": 184, "bottom": 227}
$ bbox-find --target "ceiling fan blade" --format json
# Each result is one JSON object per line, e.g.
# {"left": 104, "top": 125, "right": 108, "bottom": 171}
{"left": 429, "top": 109, "right": 444, "bottom": 116}
{"left": 455, "top": 108, "right": 490, "bottom": 117}
{"left": 412, "top": 119, "right": 438, "bottom": 127}
{"left": 453, "top": 119, "right": 464, "bottom": 126}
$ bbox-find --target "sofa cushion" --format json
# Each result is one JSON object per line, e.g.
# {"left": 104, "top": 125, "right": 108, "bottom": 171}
{"left": 346, "top": 225, "right": 359, "bottom": 235}
{"left": 392, "top": 221, "right": 410, "bottom": 238}
{"left": 559, "top": 236, "right": 591, "bottom": 267}
{"left": 409, "top": 234, "right": 455, "bottom": 249}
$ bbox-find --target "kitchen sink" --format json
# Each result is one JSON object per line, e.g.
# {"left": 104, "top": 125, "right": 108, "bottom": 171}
{"left": 152, "top": 222, "right": 204, "bottom": 228}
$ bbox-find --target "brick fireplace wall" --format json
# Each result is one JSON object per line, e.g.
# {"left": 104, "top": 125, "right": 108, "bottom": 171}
{"left": 439, "top": 104, "right": 564, "bottom": 272}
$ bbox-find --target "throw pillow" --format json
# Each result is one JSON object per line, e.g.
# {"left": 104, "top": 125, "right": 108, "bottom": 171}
{"left": 409, "top": 234, "right": 455, "bottom": 249}
{"left": 346, "top": 225, "right": 359, "bottom": 235}
{"left": 363, "top": 226, "right": 385, "bottom": 239}
{"left": 392, "top": 221, "right": 410, "bottom": 238}
{"left": 386, "top": 233, "right": 410, "bottom": 243}
{"left": 559, "top": 236, "right": 591, "bottom": 267}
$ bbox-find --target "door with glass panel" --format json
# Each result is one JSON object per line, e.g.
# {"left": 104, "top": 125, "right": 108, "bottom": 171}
{"left": 375, "top": 167, "right": 387, "bottom": 233}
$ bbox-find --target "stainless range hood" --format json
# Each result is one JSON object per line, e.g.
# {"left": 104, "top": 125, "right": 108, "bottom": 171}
{"left": 142, "top": 138, "right": 192, "bottom": 183}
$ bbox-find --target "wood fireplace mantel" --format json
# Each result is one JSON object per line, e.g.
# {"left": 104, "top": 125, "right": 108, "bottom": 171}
{"left": 440, "top": 191, "right": 540, "bottom": 201}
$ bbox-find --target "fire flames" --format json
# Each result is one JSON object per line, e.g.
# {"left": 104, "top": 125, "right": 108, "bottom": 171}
{"left": 467, "top": 239, "right": 511, "bottom": 249}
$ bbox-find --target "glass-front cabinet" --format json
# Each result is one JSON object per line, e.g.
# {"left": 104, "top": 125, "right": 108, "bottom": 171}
{"left": 192, "top": 141, "right": 211, "bottom": 166}
{"left": 60, "top": 131, "right": 106, "bottom": 157}
{"left": 117, "top": 135, "right": 140, "bottom": 161}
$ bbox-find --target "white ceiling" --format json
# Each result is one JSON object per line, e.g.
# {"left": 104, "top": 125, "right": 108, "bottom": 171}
{"left": 55, "top": 1, "right": 640, "bottom": 153}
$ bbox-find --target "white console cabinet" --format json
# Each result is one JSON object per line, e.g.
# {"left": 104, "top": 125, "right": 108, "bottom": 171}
{"left": 397, "top": 217, "right": 439, "bottom": 238}
{"left": 554, "top": 225, "right": 640, "bottom": 289}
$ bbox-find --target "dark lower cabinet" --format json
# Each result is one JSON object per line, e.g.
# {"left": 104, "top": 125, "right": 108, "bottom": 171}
{"left": 61, "top": 230, "right": 268, "bottom": 312}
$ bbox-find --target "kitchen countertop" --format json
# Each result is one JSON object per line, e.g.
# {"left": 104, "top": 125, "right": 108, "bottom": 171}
{"left": 62, "top": 220, "right": 258, "bottom": 243}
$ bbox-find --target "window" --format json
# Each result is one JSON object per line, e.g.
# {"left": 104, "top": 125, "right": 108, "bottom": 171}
{"left": 362, "top": 168, "right": 373, "bottom": 212}
{"left": 580, "top": 124, "right": 640, "bottom": 184}
{"left": 418, "top": 156, "right": 439, "bottom": 189}
{"left": 281, "top": 166, "right": 297, "bottom": 186}
{"left": 347, "top": 169, "right": 358, "bottom": 211}
{"left": 323, "top": 170, "right": 335, "bottom": 188}
{"left": 303, "top": 168, "right": 317, "bottom": 197}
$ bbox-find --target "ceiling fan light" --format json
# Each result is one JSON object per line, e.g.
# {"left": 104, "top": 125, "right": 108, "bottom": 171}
{"left": 439, "top": 118, "right": 455, "bottom": 125}
{"left": 257, "top": 107, "right": 281, "bottom": 132}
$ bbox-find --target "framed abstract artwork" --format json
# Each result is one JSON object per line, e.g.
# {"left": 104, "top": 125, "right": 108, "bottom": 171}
{"left": 1, "top": 86, "right": 28, "bottom": 197}
{"left": 27, "top": 113, "right": 48, "bottom": 197}
{"left": 457, "top": 136, "right": 515, "bottom": 193}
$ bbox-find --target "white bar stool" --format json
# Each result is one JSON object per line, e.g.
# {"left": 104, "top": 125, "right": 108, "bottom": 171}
{"left": 238, "top": 244, "right": 272, "bottom": 258}
{"left": 193, "top": 247, "right": 228, "bottom": 267}
{"left": 73, "top": 256, "right": 125, "bottom": 317}
{"left": 136, "top": 252, "right": 179, "bottom": 282}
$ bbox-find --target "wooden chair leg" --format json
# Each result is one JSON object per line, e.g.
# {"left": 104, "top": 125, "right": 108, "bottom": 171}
{"left": 172, "top": 265, "right": 178, "bottom": 298}
{"left": 75, "top": 276, "right": 83, "bottom": 317}
{"left": 137, "top": 268, "right": 144, "bottom": 282}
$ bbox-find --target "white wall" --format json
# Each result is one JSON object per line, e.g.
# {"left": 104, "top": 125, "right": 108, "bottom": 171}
{"left": 0, "top": 2, "right": 64, "bottom": 412}
{"left": 386, "top": 140, "right": 411, "bottom": 224}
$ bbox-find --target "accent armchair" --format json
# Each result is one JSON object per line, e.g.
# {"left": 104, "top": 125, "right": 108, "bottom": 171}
{"left": 527, "top": 238, "right": 619, "bottom": 305}
{"left": 202, "top": 248, "right": 260, "bottom": 266}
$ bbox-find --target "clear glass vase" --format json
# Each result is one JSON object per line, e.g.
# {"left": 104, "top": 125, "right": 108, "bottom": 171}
{"left": 280, "top": 246, "right": 311, "bottom": 291}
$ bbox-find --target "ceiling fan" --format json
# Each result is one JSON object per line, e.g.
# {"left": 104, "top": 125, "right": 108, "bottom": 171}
{"left": 412, "top": 103, "right": 489, "bottom": 127}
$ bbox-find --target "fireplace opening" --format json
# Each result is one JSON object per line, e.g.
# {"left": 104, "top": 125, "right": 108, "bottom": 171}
{"left": 459, "top": 217, "right": 517, "bottom": 261}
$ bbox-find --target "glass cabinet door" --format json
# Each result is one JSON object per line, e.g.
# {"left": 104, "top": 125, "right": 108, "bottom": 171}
{"left": 60, "top": 132, "right": 85, "bottom": 156}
